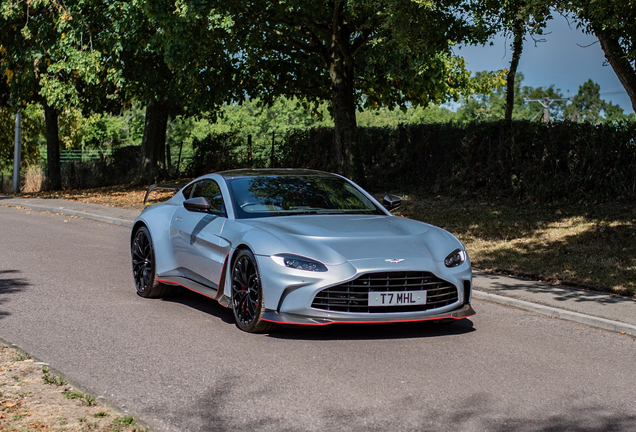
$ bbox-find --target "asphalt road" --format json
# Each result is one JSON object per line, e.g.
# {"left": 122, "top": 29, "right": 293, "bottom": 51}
{"left": 1, "top": 205, "right": 636, "bottom": 432}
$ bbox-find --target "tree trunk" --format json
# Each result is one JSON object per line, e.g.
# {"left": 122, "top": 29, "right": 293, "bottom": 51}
{"left": 44, "top": 103, "right": 61, "bottom": 191}
{"left": 329, "top": 58, "right": 356, "bottom": 178}
{"left": 594, "top": 27, "right": 636, "bottom": 113}
{"left": 138, "top": 102, "right": 169, "bottom": 185}
{"left": 506, "top": 19, "right": 525, "bottom": 123}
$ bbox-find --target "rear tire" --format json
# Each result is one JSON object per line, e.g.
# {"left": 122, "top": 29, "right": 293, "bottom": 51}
{"left": 131, "top": 226, "right": 175, "bottom": 298}
{"left": 231, "top": 249, "right": 276, "bottom": 333}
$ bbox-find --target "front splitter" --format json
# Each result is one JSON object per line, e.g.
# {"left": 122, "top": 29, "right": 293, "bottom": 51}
{"left": 261, "top": 303, "right": 476, "bottom": 326}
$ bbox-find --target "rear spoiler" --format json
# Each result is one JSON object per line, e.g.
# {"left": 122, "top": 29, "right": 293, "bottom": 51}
{"left": 143, "top": 183, "right": 183, "bottom": 206}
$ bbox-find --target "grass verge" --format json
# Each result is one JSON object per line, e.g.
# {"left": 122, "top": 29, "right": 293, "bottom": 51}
{"left": 1, "top": 344, "right": 146, "bottom": 431}
{"left": 397, "top": 194, "right": 636, "bottom": 298}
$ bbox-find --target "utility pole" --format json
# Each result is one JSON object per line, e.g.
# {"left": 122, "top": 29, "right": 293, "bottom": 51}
{"left": 523, "top": 97, "right": 573, "bottom": 123}
{"left": 13, "top": 110, "right": 22, "bottom": 194}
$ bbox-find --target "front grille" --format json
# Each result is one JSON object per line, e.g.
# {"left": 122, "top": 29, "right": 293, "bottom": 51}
{"left": 311, "top": 271, "right": 458, "bottom": 313}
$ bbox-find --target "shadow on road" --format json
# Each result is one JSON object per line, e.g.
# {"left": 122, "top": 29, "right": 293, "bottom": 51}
{"left": 267, "top": 318, "right": 475, "bottom": 341}
{"left": 161, "top": 288, "right": 235, "bottom": 325}
{"left": 175, "top": 384, "right": 636, "bottom": 432}
{"left": 0, "top": 270, "right": 30, "bottom": 320}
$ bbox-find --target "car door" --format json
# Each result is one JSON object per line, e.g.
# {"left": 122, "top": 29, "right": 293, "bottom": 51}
{"left": 170, "top": 179, "right": 231, "bottom": 290}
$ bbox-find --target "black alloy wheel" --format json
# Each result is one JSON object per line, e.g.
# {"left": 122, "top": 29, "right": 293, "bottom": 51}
{"left": 231, "top": 249, "right": 275, "bottom": 333}
{"left": 131, "top": 226, "right": 174, "bottom": 298}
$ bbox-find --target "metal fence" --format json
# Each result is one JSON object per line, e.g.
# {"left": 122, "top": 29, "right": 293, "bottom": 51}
{"left": 39, "top": 149, "right": 113, "bottom": 163}
{"left": 38, "top": 148, "right": 194, "bottom": 167}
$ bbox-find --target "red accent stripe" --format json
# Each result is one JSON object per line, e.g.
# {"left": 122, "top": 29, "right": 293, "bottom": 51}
{"left": 261, "top": 313, "right": 475, "bottom": 326}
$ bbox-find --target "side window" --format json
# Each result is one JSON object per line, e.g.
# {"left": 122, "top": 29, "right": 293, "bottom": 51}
{"left": 191, "top": 180, "right": 226, "bottom": 216}
{"left": 182, "top": 184, "right": 194, "bottom": 200}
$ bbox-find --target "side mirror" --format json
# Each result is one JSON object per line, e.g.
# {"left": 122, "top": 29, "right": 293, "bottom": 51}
{"left": 382, "top": 194, "right": 402, "bottom": 212}
{"left": 184, "top": 196, "right": 211, "bottom": 212}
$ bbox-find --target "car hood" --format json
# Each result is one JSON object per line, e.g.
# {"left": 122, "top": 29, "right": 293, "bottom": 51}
{"left": 240, "top": 214, "right": 463, "bottom": 266}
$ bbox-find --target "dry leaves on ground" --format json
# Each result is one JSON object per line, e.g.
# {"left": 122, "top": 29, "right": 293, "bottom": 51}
{"left": 0, "top": 345, "right": 145, "bottom": 432}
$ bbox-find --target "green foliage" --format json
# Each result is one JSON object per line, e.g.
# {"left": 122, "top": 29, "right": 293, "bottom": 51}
{"left": 356, "top": 105, "right": 456, "bottom": 127}
{"left": 63, "top": 390, "right": 84, "bottom": 400}
{"left": 83, "top": 106, "right": 145, "bottom": 150}
{"left": 111, "top": 415, "right": 136, "bottom": 427}
{"left": 185, "top": 132, "right": 244, "bottom": 176}
{"left": 455, "top": 73, "right": 634, "bottom": 123}
{"left": 563, "top": 79, "right": 634, "bottom": 123}
{"left": 562, "top": 0, "right": 636, "bottom": 112}
{"left": 0, "top": 104, "right": 45, "bottom": 171}
{"left": 0, "top": 0, "right": 112, "bottom": 111}
{"left": 474, "top": 0, "right": 553, "bottom": 36}
{"left": 42, "top": 365, "right": 67, "bottom": 386}
{"left": 563, "top": 0, "right": 636, "bottom": 59}
{"left": 209, "top": 0, "right": 494, "bottom": 109}
{"left": 216, "top": 98, "right": 333, "bottom": 147}
{"left": 0, "top": 103, "right": 146, "bottom": 174}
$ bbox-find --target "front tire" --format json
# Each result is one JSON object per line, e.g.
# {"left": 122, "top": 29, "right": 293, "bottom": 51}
{"left": 231, "top": 249, "right": 275, "bottom": 333}
{"left": 131, "top": 226, "right": 175, "bottom": 298}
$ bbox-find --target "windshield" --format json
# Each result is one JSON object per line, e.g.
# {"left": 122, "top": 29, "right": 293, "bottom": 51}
{"left": 226, "top": 175, "right": 384, "bottom": 219}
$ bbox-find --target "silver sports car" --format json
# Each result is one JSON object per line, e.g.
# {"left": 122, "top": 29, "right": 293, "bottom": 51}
{"left": 131, "top": 169, "right": 475, "bottom": 332}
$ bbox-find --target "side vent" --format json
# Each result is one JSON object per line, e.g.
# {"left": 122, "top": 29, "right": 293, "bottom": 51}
{"left": 463, "top": 280, "right": 472, "bottom": 304}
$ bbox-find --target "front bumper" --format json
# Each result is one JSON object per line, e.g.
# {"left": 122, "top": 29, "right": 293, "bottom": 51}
{"left": 261, "top": 303, "right": 476, "bottom": 326}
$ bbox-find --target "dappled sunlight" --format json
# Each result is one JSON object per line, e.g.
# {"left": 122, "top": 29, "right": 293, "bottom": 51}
{"left": 469, "top": 218, "right": 635, "bottom": 296}
{"left": 19, "top": 181, "right": 186, "bottom": 210}
{"left": 398, "top": 195, "right": 636, "bottom": 297}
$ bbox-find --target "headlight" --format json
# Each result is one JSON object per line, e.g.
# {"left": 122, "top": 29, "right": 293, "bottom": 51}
{"left": 271, "top": 254, "right": 328, "bottom": 272}
{"left": 444, "top": 249, "right": 466, "bottom": 268}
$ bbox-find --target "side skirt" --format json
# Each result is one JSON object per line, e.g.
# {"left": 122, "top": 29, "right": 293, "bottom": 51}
{"left": 156, "top": 276, "right": 218, "bottom": 300}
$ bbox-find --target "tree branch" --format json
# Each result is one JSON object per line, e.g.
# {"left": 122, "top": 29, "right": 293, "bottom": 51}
{"left": 351, "top": 31, "right": 370, "bottom": 57}
{"left": 259, "top": 22, "right": 323, "bottom": 56}
{"left": 289, "top": 12, "right": 330, "bottom": 37}
{"left": 331, "top": 1, "right": 355, "bottom": 67}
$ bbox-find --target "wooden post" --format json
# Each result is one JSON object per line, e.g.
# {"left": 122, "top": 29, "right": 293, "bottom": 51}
{"left": 270, "top": 130, "right": 275, "bottom": 167}
{"left": 176, "top": 140, "right": 183, "bottom": 177}
{"left": 247, "top": 134, "right": 252, "bottom": 167}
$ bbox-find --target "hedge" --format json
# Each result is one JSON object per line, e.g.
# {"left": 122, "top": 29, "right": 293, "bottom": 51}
{"left": 277, "top": 120, "right": 636, "bottom": 200}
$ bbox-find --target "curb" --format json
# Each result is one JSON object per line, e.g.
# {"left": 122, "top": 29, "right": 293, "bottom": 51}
{"left": 1, "top": 202, "right": 134, "bottom": 228}
{"left": 474, "top": 290, "right": 636, "bottom": 337}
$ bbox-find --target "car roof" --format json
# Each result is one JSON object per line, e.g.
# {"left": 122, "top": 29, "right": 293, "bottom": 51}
{"left": 216, "top": 168, "right": 339, "bottom": 178}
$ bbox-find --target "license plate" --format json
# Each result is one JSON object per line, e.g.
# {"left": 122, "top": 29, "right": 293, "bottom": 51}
{"left": 368, "top": 291, "right": 427, "bottom": 307}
